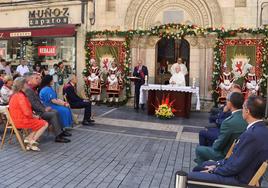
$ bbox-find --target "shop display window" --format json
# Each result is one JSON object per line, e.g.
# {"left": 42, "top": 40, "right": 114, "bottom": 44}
{"left": 1, "top": 37, "right": 76, "bottom": 73}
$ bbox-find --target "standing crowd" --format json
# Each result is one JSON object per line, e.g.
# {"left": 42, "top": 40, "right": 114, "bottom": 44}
{"left": 0, "top": 58, "right": 94, "bottom": 151}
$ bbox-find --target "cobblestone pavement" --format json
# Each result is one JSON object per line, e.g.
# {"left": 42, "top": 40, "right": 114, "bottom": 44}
{"left": 0, "top": 127, "right": 197, "bottom": 188}
{"left": 0, "top": 105, "right": 267, "bottom": 187}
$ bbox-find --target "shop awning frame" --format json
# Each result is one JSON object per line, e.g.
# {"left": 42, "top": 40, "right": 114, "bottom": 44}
{"left": 0, "top": 24, "right": 78, "bottom": 39}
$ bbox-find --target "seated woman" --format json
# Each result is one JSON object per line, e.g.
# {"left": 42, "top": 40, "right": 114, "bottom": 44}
{"left": 169, "top": 66, "right": 186, "bottom": 87}
{"left": 39, "top": 75, "right": 73, "bottom": 129}
{"left": 9, "top": 77, "right": 48, "bottom": 151}
{"left": 1, "top": 75, "right": 13, "bottom": 104}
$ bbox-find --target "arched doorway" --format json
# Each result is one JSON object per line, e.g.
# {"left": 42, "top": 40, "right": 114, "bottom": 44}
{"left": 155, "top": 38, "right": 190, "bottom": 85}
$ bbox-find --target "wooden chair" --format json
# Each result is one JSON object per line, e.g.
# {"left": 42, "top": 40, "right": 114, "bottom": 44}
{"left": 249, "top": 160, "right": 268, "bottom": 187}
{"left": 63, "top": 95, "right": 79, "bottom": 125}
{"left": 225, "top": 140, "right": 236, "bottom": 159}
{"left": 177, "top": 161, "right": 268, "bottom": 187}
{"left": 1, "top": 108, "right": 26, "bottom": 151}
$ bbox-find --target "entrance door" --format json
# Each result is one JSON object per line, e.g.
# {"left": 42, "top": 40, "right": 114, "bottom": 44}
{"left": 155, "top": 38, "right": 190, "bottom": 85}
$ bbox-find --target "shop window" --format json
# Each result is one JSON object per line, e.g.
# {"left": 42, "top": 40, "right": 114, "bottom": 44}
{"left": 235, "top": 0, "right": 247, "bottom": 7}
{"left": 3, "top": 37, "right": 76, "bottom": 73}
{"left": 106, "top": 0, "right": 116, "bottom": 12}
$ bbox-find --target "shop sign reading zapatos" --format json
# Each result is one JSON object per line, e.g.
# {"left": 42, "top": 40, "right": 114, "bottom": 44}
{"left": 29, "top": 7, "right": 69, "bottom": 26}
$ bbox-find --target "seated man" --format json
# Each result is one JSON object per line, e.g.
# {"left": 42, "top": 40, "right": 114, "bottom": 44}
{"left": 24, "top": 72, "right": 71, "bottom": 143}
{"left": 169, "top": 65, "right": 185, "bottom": 87}
{"left": 63, "top": 74, "right": 94, "bottom": 126}
{"left": 200, "top": 84, "right": 242, "bottom": 146}
{"left": 195, "top": 92, "right": 247, "bottom": 165}
{"left": 188, "top": 96, "right": 268, "bottom": 186}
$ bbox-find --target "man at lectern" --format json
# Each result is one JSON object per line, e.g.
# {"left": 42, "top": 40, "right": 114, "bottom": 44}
{"left": 133, "top": 60, "right": 148, "bottom": 111}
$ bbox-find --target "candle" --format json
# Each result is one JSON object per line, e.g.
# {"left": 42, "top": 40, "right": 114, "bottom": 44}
{"left": 145, "top": 75, "right": 148, "bottom": 85}
{"left": 192, "top": 77, "right": 196, "bottom": 88}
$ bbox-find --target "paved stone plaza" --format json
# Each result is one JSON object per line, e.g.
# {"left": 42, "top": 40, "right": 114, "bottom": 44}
{"left": 0, "top": 106, "right": 267, "bottom": 188}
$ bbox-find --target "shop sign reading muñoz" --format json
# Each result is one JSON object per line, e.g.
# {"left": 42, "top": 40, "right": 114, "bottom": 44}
{"left": 29, "top": 7, "right": 69, "bottom": 26}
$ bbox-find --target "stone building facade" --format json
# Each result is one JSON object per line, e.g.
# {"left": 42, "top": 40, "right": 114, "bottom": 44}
{"left": 91, "top": 0, "right": 268, "bottom": 104}
{"left": 0, "top": 0, "right": 267, "bottom": 105}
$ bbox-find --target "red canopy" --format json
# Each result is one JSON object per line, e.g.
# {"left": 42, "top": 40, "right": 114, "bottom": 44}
{"left": 0, "top": 24, "right": 77, "bottom": 39}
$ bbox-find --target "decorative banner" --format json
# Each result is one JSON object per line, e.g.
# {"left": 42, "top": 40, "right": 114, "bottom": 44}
{"left": 88, "top": 40, "right": 126, "bottom": 71}
{"left": 38, "top": 46, "right": 57, "bottom": 56}
{"left": 220, "top": 39, "right": 263, "bottom": 78}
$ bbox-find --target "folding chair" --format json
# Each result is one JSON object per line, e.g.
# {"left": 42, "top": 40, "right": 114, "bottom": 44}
{"left": 248, "top": 160, "right": 268, "bottom": 187}
{"left": 0, "top": 108, "right": 26, "bottom": 151}
{"left": 225, "top": 140, "right": 236, "bottom": 159}
{"left": 63, "top": 94, "right": 79, "bottom": 125}
{"left": 175, "top": 161, "right": 268, "bottom": 188}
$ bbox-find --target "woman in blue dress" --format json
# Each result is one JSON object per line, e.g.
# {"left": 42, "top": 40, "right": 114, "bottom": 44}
{"left": 39, "top": 75, "right": 73, "bottom": 129}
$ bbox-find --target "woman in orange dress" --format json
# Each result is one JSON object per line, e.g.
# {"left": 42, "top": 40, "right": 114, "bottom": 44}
{"left": 9, "top": 77, "right": 48, "bottom": 151}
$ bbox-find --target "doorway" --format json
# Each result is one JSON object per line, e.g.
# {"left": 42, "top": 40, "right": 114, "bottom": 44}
{"left": 155, "top": 38, "right": 190, "bottom": 85}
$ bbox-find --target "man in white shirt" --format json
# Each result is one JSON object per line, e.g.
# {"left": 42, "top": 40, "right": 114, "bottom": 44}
{"left": 169, "top": 65, "right": 185, "bottom": 87}
{"left": 16, "top": 59, "right": 29, "bottom": 76}
{"left": 170, "top": 58, "right": 188, "bottom": 76}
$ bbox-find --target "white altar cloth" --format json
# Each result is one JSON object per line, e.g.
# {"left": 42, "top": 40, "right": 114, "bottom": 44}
{"left": 139, "top": 84, "right": 200, "bottom": 110}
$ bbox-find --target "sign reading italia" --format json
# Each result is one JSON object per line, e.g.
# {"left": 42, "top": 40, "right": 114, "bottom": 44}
{"left": 38, "top": 46, "right": 57, "bottom": 56}
{"left": 29, "top": 7, "right": 69, "bottom": 27}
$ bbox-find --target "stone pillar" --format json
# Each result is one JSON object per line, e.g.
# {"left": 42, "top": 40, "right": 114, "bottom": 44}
{"left": 76, "top": 25, "right": 86, "bottom": 94}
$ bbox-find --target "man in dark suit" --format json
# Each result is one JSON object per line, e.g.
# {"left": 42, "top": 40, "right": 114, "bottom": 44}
{"left": 199, "top": 105, "right": 231, "bottom": 146}
{"left": 24, "top": 72, "right": 70, "bottom": 143}
{"left": 63, "top": 74, "right": 94, "bottom": 126}
{"left": 188, "top": 96, "right": 268, "bottom": 186}
{"left": 195, "top": 92, "right": 247, "bottom": 165}
{"left": 199, "top": 84, "right": 242, "bottom": 146}
{"left": 133, "top": 60, "right": 148, "bottom": 111}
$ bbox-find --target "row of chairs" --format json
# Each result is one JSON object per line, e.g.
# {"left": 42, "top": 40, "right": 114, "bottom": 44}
{"left": 175, "top": 140, "right": 268, "bottom": 187}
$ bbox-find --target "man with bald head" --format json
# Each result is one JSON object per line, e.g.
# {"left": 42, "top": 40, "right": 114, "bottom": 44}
{"left": 63, "top": 74, "right": 94, "bottom": 126}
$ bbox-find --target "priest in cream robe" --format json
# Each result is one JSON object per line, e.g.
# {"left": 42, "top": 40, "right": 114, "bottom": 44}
{"left": 170, "top": 58, "right": 188, "bottom": 76}
{"left": 169, "top": 66, "right": 186, "bottom": 87}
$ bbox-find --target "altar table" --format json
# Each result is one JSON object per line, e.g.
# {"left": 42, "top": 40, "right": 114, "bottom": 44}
{"left": 139, "top": 84, "right": 200, "bottom": 118}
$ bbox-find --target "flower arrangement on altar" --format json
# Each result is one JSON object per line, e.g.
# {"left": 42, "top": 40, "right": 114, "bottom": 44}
{"left": 154, "top": 95, "right": 176, "bottom": 119}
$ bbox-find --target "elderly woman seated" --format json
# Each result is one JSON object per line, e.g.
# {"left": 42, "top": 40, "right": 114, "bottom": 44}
{"left": 39, "top": 75, "right": 73, "bottom": 130}
{"left": 0, "top": 75, "right": 13, "bottom": 104}
{"left": 9, "top": 77, "right": 48, "bottom": 151}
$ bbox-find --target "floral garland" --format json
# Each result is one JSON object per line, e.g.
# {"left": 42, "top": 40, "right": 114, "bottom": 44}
{"left": 84, "top": 24, "right": 268, "bottom": 103}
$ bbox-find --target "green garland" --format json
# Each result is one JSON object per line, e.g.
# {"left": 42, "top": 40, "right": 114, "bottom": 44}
{"left": 83, "top": 24, "right": 268, "bottom": 104}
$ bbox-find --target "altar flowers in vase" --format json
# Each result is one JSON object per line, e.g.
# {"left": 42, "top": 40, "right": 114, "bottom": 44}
{"left": 154, "top": 94, "right": 176, "bottom": 119}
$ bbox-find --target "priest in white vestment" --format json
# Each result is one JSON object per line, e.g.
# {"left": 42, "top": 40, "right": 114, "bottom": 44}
{"left": 169, "top": 66, "right": 186, "bottom": 87}
{"left": 170, "top": 58, "right": 188, "bottom": 76}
